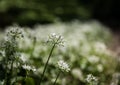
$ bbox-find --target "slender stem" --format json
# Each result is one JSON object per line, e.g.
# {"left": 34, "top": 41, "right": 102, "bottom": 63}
{"left": 4, "top": 59, "right": 8, "bottom": 85}
{"left": 53, "top": 71, "right": 61, "bottom": 85}
{"left": 9, "top": 60, "right": 14, "bottom": 84}
{"left": 26, "top": 71, "right": 28, "bottom": 79}
{"left": 15, "top": 62, "right": 18, "bottom": 84}
{"left": 39, "top": 43, "right": 56, "bottom": 85}
{"left": 11, "top": 60, "right": 14, "bottom": 71}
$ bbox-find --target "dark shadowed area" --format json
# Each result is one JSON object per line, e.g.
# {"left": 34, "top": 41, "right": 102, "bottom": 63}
{"left": 0, "top": 0, "right": 120, "bottom": 31}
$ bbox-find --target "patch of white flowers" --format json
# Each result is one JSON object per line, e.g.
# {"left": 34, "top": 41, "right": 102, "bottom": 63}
{"left": 22, "top": 64, "right": 36, "bottom": 72}
{"left": 47, "top": 33, "right": 64, "bottom": 46}
{"left": 86, "top": 74, "right": 98, "bottom": 85}
{"left": 88, "top": 55, "right": 100, "bottom": 64}
{"left": 94, "top": 42, "right": 107, "bottom": 54}
{"left": 57, "top": 60, "right": 70, "bottom": 72}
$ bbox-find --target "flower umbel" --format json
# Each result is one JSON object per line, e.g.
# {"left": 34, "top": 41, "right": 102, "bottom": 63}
{"left": 47, "top": 33, "right": 64, "bottom": 46}
{"left": 86, "top": 74, "right": 98, "bottom": 85}
{"left": 53, "top": 60, "right": 70, "bottom": 85}
{"left": 57, "top": 60, "right": 70, "bottom": 72}
{"left": 6, "top": 26, "right": 24, "bottom": 39}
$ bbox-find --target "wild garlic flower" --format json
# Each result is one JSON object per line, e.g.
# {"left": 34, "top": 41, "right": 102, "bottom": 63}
{"left": 2, "top": 27, "right": 24, "bottom": 61}
{"left": 6, "top": 26, "right": 24, "bottom": 40}
{"left": 86, "top": 74, "right": 98, "bottom": 83}
{"left": 57, "top": 60, "right": 70, "bottom": 72}
{"left": 22, "top": 64, "right": 36, "bottom": 72}
{"left": 47, "top": 33, "right": 64, "bottom": 46}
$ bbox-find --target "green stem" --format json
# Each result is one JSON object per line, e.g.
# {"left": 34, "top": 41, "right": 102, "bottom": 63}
{"left": 39, "top": 43, "right": 56, "bottom": 85}
{"left": 9, "top": 60, "right": 14, "bottom": 85}
{"left": 4, "top": 60, "right": 8, "bottom": 85}
{"left": 24, "top": 71, "right": 29, "bottom": 82}
{"left": 53, "top": 71, "right": 61, "bottom": 85}
{"left": 15, "top": 62, "right": 18, "bottom": 84}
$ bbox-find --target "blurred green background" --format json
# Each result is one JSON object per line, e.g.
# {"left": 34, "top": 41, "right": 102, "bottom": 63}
{"left": 0, "top": 0, "right": 119, "bottom": 28}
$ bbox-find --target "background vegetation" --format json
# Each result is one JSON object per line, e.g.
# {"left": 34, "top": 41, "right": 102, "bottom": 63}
{"left": 0, "top": 0, "right": 119, "bottom": 27}
{"left": 0, "top": 21, "right": 120, "bottom": 85}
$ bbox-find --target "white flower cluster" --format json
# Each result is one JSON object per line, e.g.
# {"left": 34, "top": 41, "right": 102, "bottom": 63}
{"left": 0, "top": 80, "right": 4, "bottom": 85}
{"left": 88, "top": 55, "right": 100, "bottom": 64}
{"left": 57, "top": 60, "right": 70, "bottom": 72}
{"left": 47, "top": 33, "right": 64, "bottom": 46}
{"left": 86, "top": 74, "right": 98, "bottom": 83}
{"left": 94, "top": 42, "right": 107, "bottom": 54}
{"left": 6, "top": 26, "right": 24, "bottom": 40}
{"left": 22, "top": 64, "right": 36, "bottom": 72}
